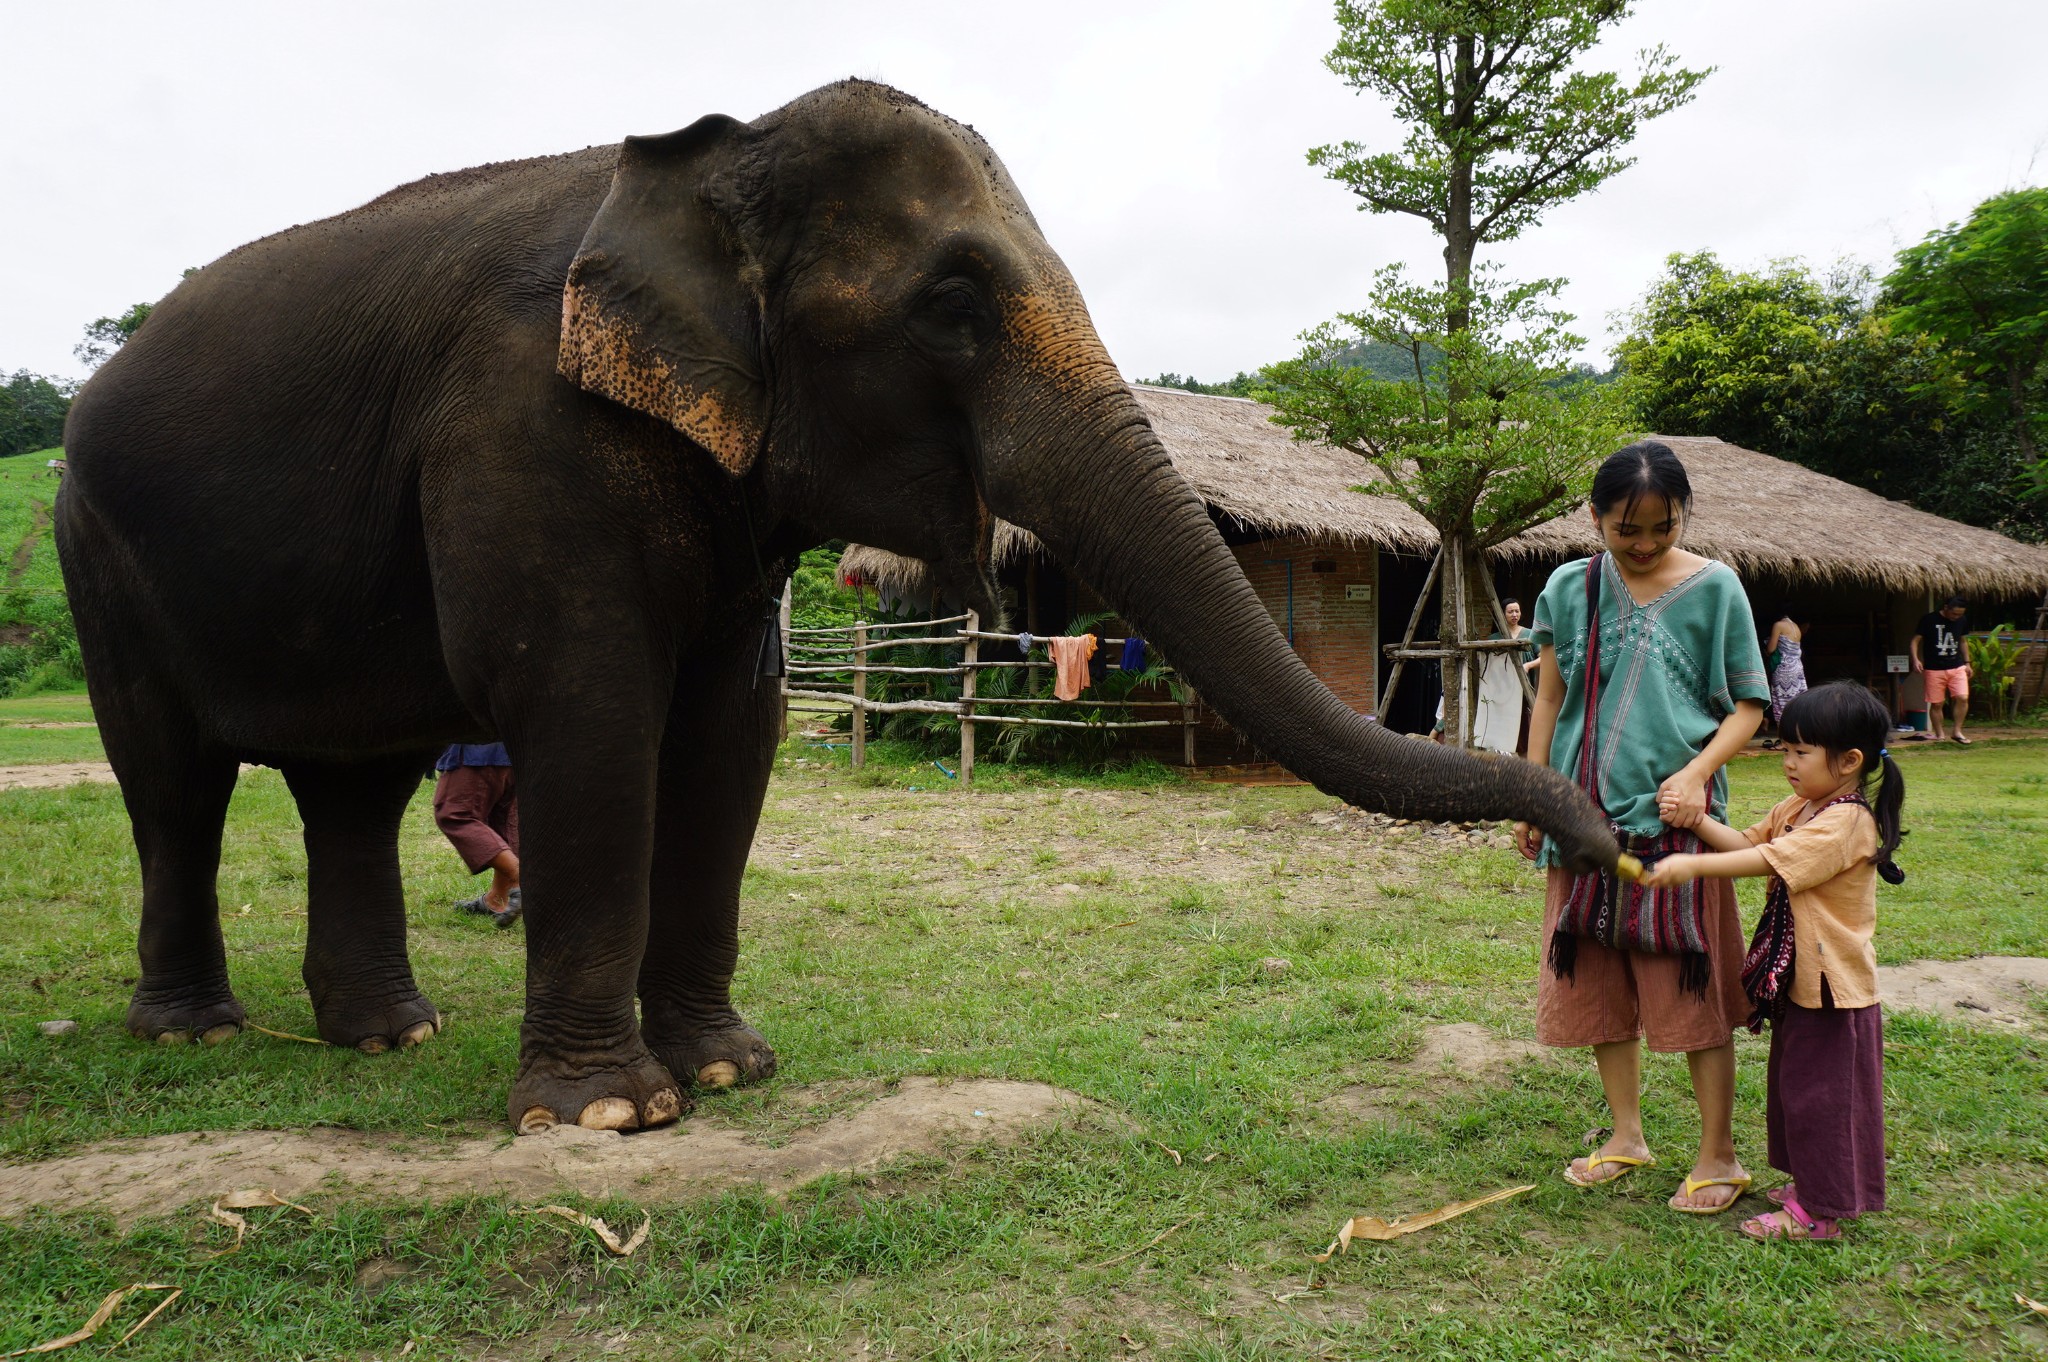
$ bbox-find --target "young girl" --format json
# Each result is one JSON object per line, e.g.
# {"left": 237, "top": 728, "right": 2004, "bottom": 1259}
{"left": 1642, "top": 681, "right": 1903, "bottom": 1241}
{"left": 1517, "top": 440, "right": 1770, "bottom": 1214}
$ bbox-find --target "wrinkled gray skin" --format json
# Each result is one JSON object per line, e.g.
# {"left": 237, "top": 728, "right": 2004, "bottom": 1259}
{"left": 58, "top": 80, "right": 1616, "bottom": 1133}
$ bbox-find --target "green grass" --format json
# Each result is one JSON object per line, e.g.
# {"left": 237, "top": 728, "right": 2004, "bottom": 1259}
{"left": 0, "top": 691, "right": 102, "bottom": 764}
{"left": 2, "top": 730, "right": 2045, "bottom": 1358}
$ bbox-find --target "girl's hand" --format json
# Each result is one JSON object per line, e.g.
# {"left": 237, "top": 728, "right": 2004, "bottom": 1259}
{"left": 1512, "top": 821, "right": 1543, "bottom": 861}
{"left": 1640, "top": 854, "right": 1698, "bottom": 889}
{"left": 1657, "top": 771, "right": 1708, "bottom": 828}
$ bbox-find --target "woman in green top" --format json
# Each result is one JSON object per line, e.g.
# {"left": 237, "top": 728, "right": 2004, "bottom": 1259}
{"left": 1514, "top": 441, "right": 1770, "bottom": 1214}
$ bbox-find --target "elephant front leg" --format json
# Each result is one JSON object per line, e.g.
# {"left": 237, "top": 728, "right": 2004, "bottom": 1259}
{"left": 638, "top": 644, "right": 782, "bottom": 1091}
{"left": 502, "top": 704, "right": 688, "bottom": 1134}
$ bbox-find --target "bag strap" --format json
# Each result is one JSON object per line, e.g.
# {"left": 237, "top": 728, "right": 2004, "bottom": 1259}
{"left": 1576, "top": 554, "right": 1606, "bottom": 815}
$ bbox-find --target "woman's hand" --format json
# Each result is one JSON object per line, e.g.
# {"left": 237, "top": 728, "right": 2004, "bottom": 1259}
{"left": 1639, "top": 853, "right": 1699, "bottom": 889}
{"left": 1657, "top": 770, "right": 1708, "bottom": 828}
{"left": 1513, "top": 821, "right": 1543, "bottom": 860}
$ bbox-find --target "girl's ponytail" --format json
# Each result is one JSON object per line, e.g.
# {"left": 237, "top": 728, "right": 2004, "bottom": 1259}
{"left": 1872, "top": 751, "right": 1906, "bottom": 885}
{"left": 1779, "top": 681, "right": 1907, "bottom": 884}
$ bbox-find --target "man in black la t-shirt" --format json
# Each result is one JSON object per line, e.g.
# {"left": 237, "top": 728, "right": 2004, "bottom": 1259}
{"left": 1911, "top": 595, "right": 1972, "bottom": 744}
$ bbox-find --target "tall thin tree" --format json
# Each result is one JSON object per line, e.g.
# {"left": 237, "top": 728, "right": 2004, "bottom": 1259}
{"left": 1264, "top": 0, "right": 1708, "bottom": 744}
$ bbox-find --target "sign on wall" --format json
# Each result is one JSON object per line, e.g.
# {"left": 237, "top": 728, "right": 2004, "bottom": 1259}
{"left": 1345, "top": 584, "right": 1373, "bottom": 602}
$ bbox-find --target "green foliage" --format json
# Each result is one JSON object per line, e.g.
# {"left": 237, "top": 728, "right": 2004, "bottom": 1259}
{"left": 789, "top": 543, "right": 867, "bottom": 631}
{"left": 1616, "top": 250, "right": 2047, "bottom": 540}
{"left": 73, "top": 300, "right": 155, "bottom": 369}
{"left": 1312, "top": 0, "right": 1710, "bottom": 271}
{"left": 1965, "top": 625, "right": 2026, "bottom": 714}
{"left": 1884, "top": 187, "right": 2048, "bottom": 481}
{"left": 1260, "top": 266, "right": 1626, "bottom": 547}
{"left": 0, "top": 377, "right": 73, "bottom": 458}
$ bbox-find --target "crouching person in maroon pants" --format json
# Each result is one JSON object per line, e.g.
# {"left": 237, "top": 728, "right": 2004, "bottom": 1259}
{"left": 433, "top": 743, "right": 521, "bottom": 927}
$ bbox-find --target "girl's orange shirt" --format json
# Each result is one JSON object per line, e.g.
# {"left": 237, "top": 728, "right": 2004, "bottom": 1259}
{"left": 1742, "top": 794, "right": 1881, "bottom": 1008}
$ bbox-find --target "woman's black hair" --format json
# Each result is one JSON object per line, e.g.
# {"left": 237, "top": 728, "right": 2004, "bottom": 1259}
{"left": 1502, "top": 596, "right": 1521, "bottom": 610}
{"left": 1778, "top": 681, "right": 1906, "bottom": 883}
{"left": 1774, "top": 603, "right": 1800, "bottom": 624}
{"left": 1589, "top": 439, "right": 1694, "bottom": 522}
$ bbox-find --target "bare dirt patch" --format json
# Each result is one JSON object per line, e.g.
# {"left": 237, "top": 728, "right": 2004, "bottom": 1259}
{"left": 0, "top": 1077, "right": 1085, "bottom": 1225}
{"left": 3, "top": 721, "right": 97, "bottom": 729}
{"left": 1878, "top": 956, "right": 2048, "bottom": 1031}
{"left": 0, "top": 762, "right": 116, "bottom": 791}
{"left": 1318, "top": 1022, "right": 1550, "bottom": 1124}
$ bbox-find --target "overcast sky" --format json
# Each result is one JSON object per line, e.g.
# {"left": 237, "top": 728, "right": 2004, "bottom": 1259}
{"left": 8, "top": 1, "right": 2045, "bottom": 385}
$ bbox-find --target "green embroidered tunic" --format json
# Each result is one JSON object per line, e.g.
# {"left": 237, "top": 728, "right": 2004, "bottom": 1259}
{"left": 1528, "top": 555, "right": 1769, "bottom": 867}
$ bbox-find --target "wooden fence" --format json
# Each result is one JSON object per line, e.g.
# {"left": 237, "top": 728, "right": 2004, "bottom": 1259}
{"left": 779, "top": 610, "right": 1198, "bottom": 782}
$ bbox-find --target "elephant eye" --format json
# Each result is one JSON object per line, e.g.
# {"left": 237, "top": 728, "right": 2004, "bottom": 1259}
{"left": 933, "top": 283, "right": 980, "bottom": 318}
{"left": 908, "top": 279, "right": 990, "bottom": 360}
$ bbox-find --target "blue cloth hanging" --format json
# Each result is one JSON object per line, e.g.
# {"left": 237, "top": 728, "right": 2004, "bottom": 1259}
{"left": 1017, "top": 630, "right": 1034, "bottom": 657}
{"left": 1120, "top": 634, "right": 1147, "bottom": 672}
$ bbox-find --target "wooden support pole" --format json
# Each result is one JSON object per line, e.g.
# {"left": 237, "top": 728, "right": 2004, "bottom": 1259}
{"left": 960, "top": 609, "right": 978, "bottom": 786}
{"left": 1182, "top": 687, "right": 1198, "bottom": 767}
{"left": 851, "top": 620, "right": 868, "bottom": 769}
{"left": 1376, "top": 548, "right": 1443, "bottom": 724}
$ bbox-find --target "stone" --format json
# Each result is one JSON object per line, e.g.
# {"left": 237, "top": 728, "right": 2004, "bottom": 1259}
{"left": 38, "top": 1020, "right": 78, "bottom": 1038}
{"left": 1257, "top": 957, "right": 1291, "bottom": 979}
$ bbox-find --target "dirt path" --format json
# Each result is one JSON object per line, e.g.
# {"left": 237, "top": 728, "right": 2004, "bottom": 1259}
{"left": 0, "top": 1077, "right": 1086, "bottom": 1224}
{"left": 0, "top": 762, "right": 116, "bottom": 791}
{"left": 5, "top": 498, "right": 48, "bottom": 588}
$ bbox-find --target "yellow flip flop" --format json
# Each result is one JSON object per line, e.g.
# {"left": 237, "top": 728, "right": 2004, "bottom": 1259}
{"left": 1563, "top": 1152, "right": 1656, "bottom": 1188}
{"left": 1671, "top": 1174, "right": 1752, "bottom": 1214}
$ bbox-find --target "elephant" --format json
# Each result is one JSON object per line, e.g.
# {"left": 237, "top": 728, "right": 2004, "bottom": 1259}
{"left": 58, "top": 79, "right": 1617, "bottom": 1133}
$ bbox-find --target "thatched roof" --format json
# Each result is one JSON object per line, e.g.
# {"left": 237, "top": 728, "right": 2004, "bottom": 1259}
{"left": 1492, "top": 433, "right": 2048, "bottom": 595}
{"left": 842, "top": 387, "right": 2048, "bottom": 600}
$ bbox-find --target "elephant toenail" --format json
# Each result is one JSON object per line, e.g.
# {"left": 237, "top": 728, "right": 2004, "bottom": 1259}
{"left": 576, "top": 1097, "right": 639, "bottom": 1131}
{"left": 397, "top": 1021, "right": 436, "bottom": 1048}
{"left": 200, "top": 1023, "right": 241, "bottom": 1045}
{"left": 156, "top": 1029, "right": 192, "bottom": 1046}
{"left": 357, "top": 1036, "right": 390, "bottom": 1054}
{"left": 518, "top": 1106, "right": 558, "bottom": 1135}
{"left": 644, "top": 1089, "right": 684, "bottom": 1125}
{"left": 696, "top": 1060, "right": 740, "bottom": 1089}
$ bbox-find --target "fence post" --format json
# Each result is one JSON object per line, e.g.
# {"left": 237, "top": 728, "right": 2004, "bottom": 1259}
{"left": 1182, "top": 686, "right": 1197, "bottom": 767}
{"left": 851, "top": 620, "right": 868, "bottom": 769}
{"left": 960, "top": 609, "right": 978, "bottom": 785}
{"left": 777, "top": 580, "right": 793, "bottom": 743}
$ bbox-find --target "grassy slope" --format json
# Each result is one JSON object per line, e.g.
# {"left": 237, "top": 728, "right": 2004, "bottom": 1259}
{"left": 0, "top": 738, "right": 2043, "bottom": 1358}
{"left": 0, "top": 448, "right": 61, "bottom": 584}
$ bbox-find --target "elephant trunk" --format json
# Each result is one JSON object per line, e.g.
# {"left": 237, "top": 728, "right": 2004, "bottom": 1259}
{"left": 978, "top": 375, "right": 1618, "bottom": 873}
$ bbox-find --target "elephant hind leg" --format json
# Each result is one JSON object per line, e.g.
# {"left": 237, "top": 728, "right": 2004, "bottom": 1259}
{"left": 281, "top": 755, "right": 443, "bottom": 1052}
{"left": 100, "top": 694, "right": 245, "bottom": 1044}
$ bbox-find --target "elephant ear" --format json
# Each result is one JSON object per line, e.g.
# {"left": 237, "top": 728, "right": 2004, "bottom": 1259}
{"left": 559, "top": 114, "right": 767, "bottom": 476}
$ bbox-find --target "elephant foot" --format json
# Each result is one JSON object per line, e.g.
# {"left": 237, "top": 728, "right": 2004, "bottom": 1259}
{"left": 644, "top": 1015, "right": 778, "bottom": 1091}
{"left": 508, "top": 1048, "right": 688, "bottom": 1134}
{"left": 126, "top": 986, "right": 246, "bottom": 1046}
{"left": 309, "top": 986, "right": 443, "bottom": 1053}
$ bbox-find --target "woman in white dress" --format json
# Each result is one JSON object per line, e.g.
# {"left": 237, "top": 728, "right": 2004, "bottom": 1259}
{"left": 1474, "top": 598, "right": 1536, "bottom": 754}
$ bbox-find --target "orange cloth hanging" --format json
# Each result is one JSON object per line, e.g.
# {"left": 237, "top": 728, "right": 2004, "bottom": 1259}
{"left": 1047, "top": 634, "right": 1098, "bottom": 702}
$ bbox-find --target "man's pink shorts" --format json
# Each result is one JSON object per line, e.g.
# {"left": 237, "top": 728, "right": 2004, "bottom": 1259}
{"left": 1924, "top": 667, "right": 1969, "bottom": 703}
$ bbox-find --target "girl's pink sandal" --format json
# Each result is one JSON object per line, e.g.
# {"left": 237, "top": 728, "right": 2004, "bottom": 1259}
{"left": 1767, "top": 1183, "right": 1796, "bottom": 1207}
{"left": 1740, "top": 1197, "right": 1839, "bottom": 1242}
